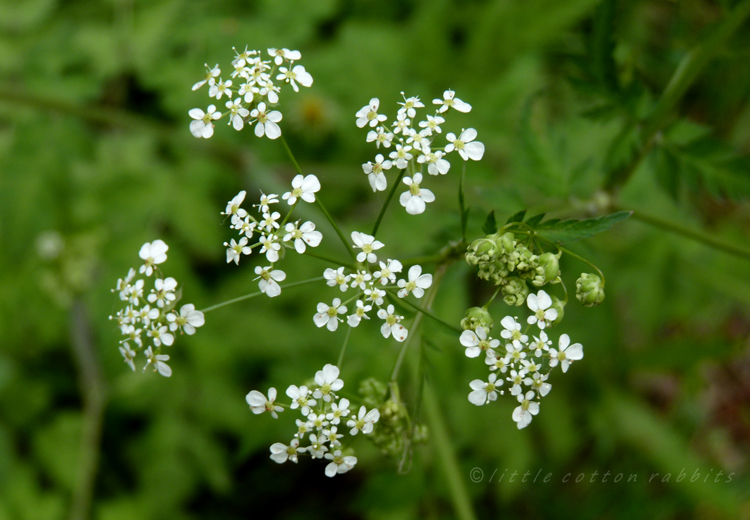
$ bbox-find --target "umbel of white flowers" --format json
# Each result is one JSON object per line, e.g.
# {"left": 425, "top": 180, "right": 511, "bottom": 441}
{"left": 110, "top": 240, "right": 205, "bottom": 377}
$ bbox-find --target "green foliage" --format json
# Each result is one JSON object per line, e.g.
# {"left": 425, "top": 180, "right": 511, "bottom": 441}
{"left": 532, "top": 211, "right": 632, "bottom": 244}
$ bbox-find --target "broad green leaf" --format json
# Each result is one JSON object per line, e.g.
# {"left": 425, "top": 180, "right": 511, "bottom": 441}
{"left": 482, "top": 210, "right": 497, "bottom": 235}
{"left": 534, "top": 211, "right": 632, "bottom": 243}
{"left": 524, "top": 212, "right": 546, "bottom": 227}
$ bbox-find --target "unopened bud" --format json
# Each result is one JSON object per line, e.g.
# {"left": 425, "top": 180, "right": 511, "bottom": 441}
{"left": 493, "top": 232, "right": 515, "bottom": 255}
{"left": 466, "top": 237, "right": 498, "bottom": 266}
{"left": 576, "top": 273, "right": 605, "bottom": 306}
{"left": 460, "top": 306, "right": 494, "bottom": 332}
{"left": 532, "top": 251, "right": 561, "bottom": 287}
{"left": 548, "top": 295, "right": 565, "bottom": 326}
{"left": 502, "top": 277, "right": 529, "bottom": 306}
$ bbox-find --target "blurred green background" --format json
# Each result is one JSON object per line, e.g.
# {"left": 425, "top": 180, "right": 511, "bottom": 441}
{"left": 2, "top": 0, "right": 750, "bottom": 519}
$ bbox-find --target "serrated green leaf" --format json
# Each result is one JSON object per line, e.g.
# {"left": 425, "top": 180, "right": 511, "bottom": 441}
{"left": 535, "top": 211, "right": 632, "bottom": 243}
{"left": 482, "top": 210, "right": 497, "bottom": 235}
{"left": 524, "top": 213, "right": 546, "bottom": 227}
{"left": 651, "top": 144, "right": 682, "bottom": 201}
{"left": 506, "top": 209, "right": 527, "bottom": 224}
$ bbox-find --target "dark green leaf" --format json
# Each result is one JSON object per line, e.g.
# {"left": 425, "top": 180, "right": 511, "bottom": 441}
{"left": 591, "top": 0, "right": 619, "bottom": 94}
{"left": 506, "top": 209, "right": 527, "bottom": 224}
{"left": 524, "top": 213, "right": 546, "bottom": 227}
{"left": 651, "top": 144, "right": 682, "bottom": 202}
{"left": 482, "top": 210, "right": 497, "bottom": 235}
{"left": 535, "top": 211, "right": 632, "bottom": 243}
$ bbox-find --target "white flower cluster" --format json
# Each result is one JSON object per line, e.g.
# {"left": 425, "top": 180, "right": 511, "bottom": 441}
{"left": 357, "top": 91, "right": 485, "bottom": 215}
{"left": 189, "top": 47, "right": 312, "bottom": 139}
{"left": 221, "top": 175, "right": 323, "bottom": 298}
{"left": 110, "top": 240, "right": 205, "bottom": 377}
{"left": 461, "top": 290, "right": 583, "bottom": 429}
{"left": 246, "top": 364, "right": 380, "bottom": 477}
{"left": 313, "top": 231, "right": 432, "bottom": 342}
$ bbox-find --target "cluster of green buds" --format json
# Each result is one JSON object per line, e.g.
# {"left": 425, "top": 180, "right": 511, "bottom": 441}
{"left": 465, "top": 231, "right": 562, "bottom": 306}
{"left": 576, "top": 273, "right": 605, "bottom": 306}
{"left": 359, "top": 378, "right": 428, "bottom": 457}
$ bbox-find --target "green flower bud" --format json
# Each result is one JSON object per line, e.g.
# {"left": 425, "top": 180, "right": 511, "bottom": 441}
{"left": 358, "top": 378, "right": 388, "bottom": 409}
{"left": 466, "top": 237, "right": 498, "bottom": 266}
{"left": 532, "top": 251, "right": 561, "bottom": 287}
{"left": 502, "top": 277, "right": 529, "bottom": 306}
{"left": 548, "top": 295, "right": 565, "bottom": 326}
{"left": 493, "top": 232, "right": 515, "bottom": 254}
{"left": 460, "top": 306, "right": 494, "bottom": 332}
{"left": 576, "top": 273, "right": 605, "bottom": 306}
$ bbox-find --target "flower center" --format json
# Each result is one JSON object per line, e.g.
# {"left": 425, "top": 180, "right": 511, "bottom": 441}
{"left": 409, "top": 182, "right": 420, "bottom": 196}
{"left": 326, "top": 306, "right": 338, "bottom": 318}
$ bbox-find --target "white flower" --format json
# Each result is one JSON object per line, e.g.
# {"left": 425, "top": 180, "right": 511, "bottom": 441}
{"left": 225, "top": 98, "right": 249, "bottom": 130}
{"left": 313, "top": 364, "right": 344, "bottom": 402}
{"left": 445, "top": 128, "right": 485, "bottom": 161}
{"left": 127, "top": 279, "right": 145, "bottom": 306}
{"left": 526, "top": 290, "right": 558, "bottom": 329}
{"left": 259, "top": 211, "right": 281, "bottom": 232}
{"left": 147, "top": 323, "right": 174, "bottom": 348}
{"left": 500, "top": 316, "right": 529, "bottom": 344}
{"left": 251, "top": 102, "right": 282, "bottom": 139}
{"left": 397, "top": 265, "right": 433, "bottom": 298}
{"left": 277, "top": 64, "right": 313, "bottom": 92}
{"left": 505, "top": 340, "right": 527, "bottom": 365}
{"left": 295, "top": 419, "right": 311, "bottom": 440}
{"left": 307, "top": 434, "right": 328, "bottom": 459}
{"left": 347, "top": 405, "right": 380, "bottom": 435}
{"left": 189, "top": 105, "right": 221, "bottom": 139}
{"left": 397, "top": 93, "right": 425, "bottom": 118}
{"left": 486, "top": 351, "right": 509, "bottom": 373}
{"left": 246, "top": 387, "right": 283, "bottom": 419}
{"left": 268, "top": 47, "right": 301, "bottom": 65}
{"left": 351, "top": 231, "right": 384, "bottom": 264}
{"left": 433, "top": 89, "right": 472, "bottom": 113}
{"left": 138, "top": 239, "right": 168, "bottom": 276}
{"left": 283, "top": 221, "right": 322, "bottom": 253}
{"left": 364, "top": 285, "right": 386, "bottom": 306}
{"left": 389, "top": 143, "right": 413, "bottom": 170}
{"left": 119, "top": 343, "right": 136, "bottom": 371}
{"left": 326, "top": 398, "right": 351, "bottom": 424}
{"left": 286, "top": 385, "right": 315, "bottom": 416}
{"left": 531, "top": 331, "right": 551, "bottom": 357}
{"left": 325, "top": 450, "right": 357, "bottom": 477}
{"left": 148, "top": 277, "right": 177, "bottom": 308}
{"left": 377, "top": 305, "right": 408, "bottom": 342}
{"left": 349, "top": 270, "right": 372, "bottom": 290}
{"left": 392, "top": 111, "right": 410, "bottom": 134}
{"left": 282, "top": 174, "right": 320, "bottom": 205}
{"left": 362, "top": 154, "right": 392, "bottom": 192}
{"left": 192, "top": 63, "right": 220, "bottom": 91}
{"left": 314, "top": 298, "right": 347, "bottom": 331}
{"left": 270, "top": 438, "right": 305, "bottom": 464}
{"left": 399, "top": 173, "right": 435, "bottom": 215}
{"left": 512, "top": 391, "right": 540, "bottom": 429}
{"left": 419, "top": 114, "right": 445, "bottom": 133}
{"left": 259, "top": 234, "right": 281, "bottom": 263}
{"left": 525, "top": 372, "right": 552, "bottom": 397}
{"left": 548, "top": 334, "right": 583, "bottom": 373}
{"left": 208, "top": 78, "right": 232, "bottom": 100}
{"left": 347, "top": 300, "right": 372, "bottom": 327}
{"left": 223, "top": 190, "right": 248, "bottom": 220}
{"left": 373, "top": 259, "right": 402, "bottom": 285}
{"left": 144, "top": 347, "right": 172, "bottom": 377}
{"left": 324, "top": 267, "right": 350, "bottom": 292}
{"left": 468, "top": 373, "right": 502, "bottom": 405}
{"left": 506, "top": 369, "right": 526, "bottom": 396}
{"left": 224, "top": 237, "right": 251, "bottom": 265}
{"left": 418, "top": 150, "right": 451, "bottom": 175}
{"left": 366, "top": 126, "right": 394, "bottom": 148}
{"left": 254, "top": 266, "right": 286, "bottom": 297}
{"left": 256, "top": 192, "right": 279, "bottom": 213}
{"left": 356, "top": 97, "right": 386, "bottom": 128}
{"left": 459, "top": 327, "right": 499, "bottom": 358}
{"left": 166, "top": 304, "right": 205, "bottom": 335}
{"left": 114, "top": 268, "right": 136, "bottom": 300}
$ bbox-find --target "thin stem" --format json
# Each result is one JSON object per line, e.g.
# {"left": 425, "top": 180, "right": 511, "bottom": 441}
{"left": 559, "top": 246, "right": 606, "bottom": 285}
{"left": 372, "top": 169, "right": 406, "bottom": 237}
{"left": 69, "top": 300, "right": 107, "bottom": 520}
{"left": 484, "top": 287, "right": 502, "bottom": 309}
{"left": 459, "top": 161, "right": 467, "bottom": 242}
{"left": 279, "top": 135, "right": 355, "bottom": 259}
{"left": 336, "top": 327, "right": 352, "bottom": 369}
{"left": 303, "top": 250, "right": 355, "bottom": 269}
{"left": 626, "top": 209, "right": 750, "bottom": 262}
{"left": 199, "top": 276, "right": 324, "bottom": 313}
{"left": 386, "top": 289, "right": 462, "bottom": 334}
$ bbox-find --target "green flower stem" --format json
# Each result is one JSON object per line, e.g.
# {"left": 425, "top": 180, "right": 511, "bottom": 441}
{"left": 279, "top": 135, "right": 356, "bottom": 260}
{"left": 199, "top": 276, "right": 324, "bottom": 313}
{"left": 605, "top": 0, "right": 750, "bottom": 191}
{"left": 559, "top": 246, "right": 606, "bottom": 285}
{"left": 626, "top": 209, "right": 750, "bottom": 262}
{"left": 386, "top": 289, "right": 462, "bottom": 334}
{"left": 484, "top": 286, "right": 502, "bottom": 309}
{"left": 459, "top": 161, "right": 467, "bottom": 241}
{"left": 336, "top": 327, "right": 352, "bottom": 369}
{"left": 302, "top": 250, "right": 355, "bottom": 269}
{"left": 371, "top": 168, "right": 407, "bottom": 237}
